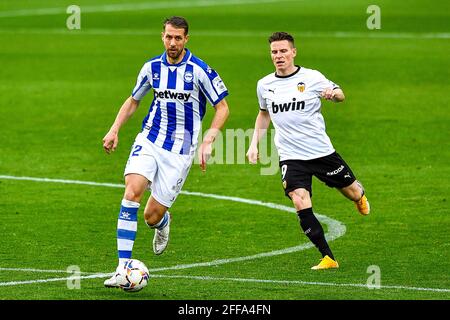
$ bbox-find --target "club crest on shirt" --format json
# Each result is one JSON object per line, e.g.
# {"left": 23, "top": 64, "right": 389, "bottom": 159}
{"left": 297, "top": 82, "right": 305, "bottom": 92}
{"left": 184, "top": 71, "right": 194, "bottom": 83}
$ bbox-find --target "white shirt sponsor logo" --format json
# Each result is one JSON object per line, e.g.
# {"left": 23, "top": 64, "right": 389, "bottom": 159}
{"left": 327, "top": 165, "right": 344, "bottom": 176}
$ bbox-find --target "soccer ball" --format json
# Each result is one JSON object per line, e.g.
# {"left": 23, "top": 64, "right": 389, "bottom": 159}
{"left": 115, "top": 259, "right": 150, "bottom": 292}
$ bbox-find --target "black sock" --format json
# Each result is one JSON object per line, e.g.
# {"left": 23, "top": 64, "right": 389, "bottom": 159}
{"left": 297, "top": 208, "right": 335, "bottom": 260}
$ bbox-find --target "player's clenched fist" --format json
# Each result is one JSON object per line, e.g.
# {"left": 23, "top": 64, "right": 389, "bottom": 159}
{"left": 198, "top": 140, "right": 213, "bottom": 172}
{"left": 246, "top": 145, "right": 259, "bottom": 164}
{"left": 103, "top": 131, "right": 118, "bottom": 154}
{"left": 321, "top": 88, "right": 335, "bottom": 100}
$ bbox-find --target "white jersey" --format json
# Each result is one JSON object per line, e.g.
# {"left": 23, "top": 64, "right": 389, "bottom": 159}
{"left": 257, "top": 66, "right": 339, "bottom": 161}
{"left": 132, "top": 48, "right": 228, "bottom": 155}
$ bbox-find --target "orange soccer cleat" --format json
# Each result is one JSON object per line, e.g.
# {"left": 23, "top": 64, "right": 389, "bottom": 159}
{"left": 311, "top": 255, "right": 339, "bottom": 270}
{"left": 355, "top": 194, "right": 370, "bottom": 215}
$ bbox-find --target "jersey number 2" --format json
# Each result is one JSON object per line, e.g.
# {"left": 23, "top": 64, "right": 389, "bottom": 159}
{"left": 131, "top": 145, "right": 142, "bottom": 157}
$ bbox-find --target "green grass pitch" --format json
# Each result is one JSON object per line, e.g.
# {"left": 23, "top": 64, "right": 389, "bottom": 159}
{"left": 0, "top": 0, "right": 449, "bottom": 301}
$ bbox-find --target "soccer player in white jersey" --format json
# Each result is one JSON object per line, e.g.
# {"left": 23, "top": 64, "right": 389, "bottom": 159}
{"left": 102, "top": 16, "right": 229, "bottom": 287}
{"left": 247, "top": 32, "right": 370, "bottom": 270}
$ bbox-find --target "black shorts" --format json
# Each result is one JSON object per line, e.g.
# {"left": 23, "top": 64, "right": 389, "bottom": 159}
{"left": 279, "top": 152, "right": 356, "bottom": 198}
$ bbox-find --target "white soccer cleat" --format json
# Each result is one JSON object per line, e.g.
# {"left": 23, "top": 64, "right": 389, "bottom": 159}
{"left": 104, "top": 264, "right": 122, "bottom": 288}
{"left": 104, "top": 273, "right": 120, "bottom": 288}
{"left": 153, "top": 213, "right": 171, "bottom": 255}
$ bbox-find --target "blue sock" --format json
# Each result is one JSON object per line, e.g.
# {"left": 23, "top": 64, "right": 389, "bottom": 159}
{"left": 117, "top": 199, "right": 139, "bottom": 264}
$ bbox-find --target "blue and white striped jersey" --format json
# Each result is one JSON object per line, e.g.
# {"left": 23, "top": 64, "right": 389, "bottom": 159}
{"left": 131, "top": 48, "right": 228, "bottom": 155}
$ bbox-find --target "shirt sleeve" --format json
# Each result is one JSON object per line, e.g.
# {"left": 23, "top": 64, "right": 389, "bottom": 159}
{"left": 311, "top": 71, "right": 339, "bottom": 97}
{"left": 198, "top": 66, "right": 229, "bottom": 106}
{"left": 257, "top": 80, "right": 267, "bottom": 111}
{"left": 131, "top": 63, "right": 152, "bottom": 100}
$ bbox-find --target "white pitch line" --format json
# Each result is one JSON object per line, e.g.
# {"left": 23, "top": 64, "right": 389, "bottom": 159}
{"left": 151, "top": 274, "right": 450, "bottom": 293}
{"left": 0, "top": 174, "right": 345, "bottom": 270}
{"left": 0, "top": 174, "right": 449, "bottom": 293}
{"left": 149, "top": 242, "right": 315, "bottom": 272}
{"left": 1, "top": 271, "right": 449, "bottom": 293}
{"left": 0, "top": 175, "right": 124, "bottom": 188}
{"left": 0, "top": 273, "right": 111, "bottom": 287}
{"left": 0, "top": 174, "right": 343, "bottom": 277}
{"left": 0, "top": 175, "right": 339, "bottom": 289}
{"left": 0, "top": 0, "right": 298, "bottom": 18}
{"left": 0, "top": 28, "right": 449, "bottom": 40}
{"left": 151, "top": 191, "right": 344, "bottom": 272}
{"left": 0, "top": 267, "right": 91, "bottom": 274}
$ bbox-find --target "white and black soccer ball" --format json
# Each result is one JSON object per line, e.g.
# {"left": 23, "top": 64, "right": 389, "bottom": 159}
{"left": 115, "top": 259, "right": 150, "bottom": 292}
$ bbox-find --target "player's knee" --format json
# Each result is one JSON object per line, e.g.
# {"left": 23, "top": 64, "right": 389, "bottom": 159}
{"left": 144, "top": 202, "right": 167, "bottom": 225}
{"left": 143, "top": 211, "right": 156, "bottom": 225}
{"left": 123, "top": 188, "right": 143, "bottom": 203}
{"left": 290, "top": 188, "right": 311, "bottom": 209}
{"left": 144, "top": 209, "right": 165, "bottom": 226}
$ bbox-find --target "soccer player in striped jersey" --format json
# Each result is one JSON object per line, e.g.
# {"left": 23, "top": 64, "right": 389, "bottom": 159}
{"left": 102, "top": 16, "right": 229, "bottom": 287}
{"left": 247, "top": 32, "right": 370, "bottom": 270}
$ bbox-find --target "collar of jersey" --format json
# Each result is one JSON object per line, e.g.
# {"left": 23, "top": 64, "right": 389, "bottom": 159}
{"left": 275, "top": 65, "right": 301, "bottom": 78}
{"left": 161, "top": 48, "right": 192, "bottom": 67}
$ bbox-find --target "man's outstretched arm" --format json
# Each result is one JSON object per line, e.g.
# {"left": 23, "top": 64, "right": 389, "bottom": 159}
{"left": 246, "top": 110, "right": 271, "bottom": 164}
{"left": 198, "top": 98, "right": 230, "bottom": 172}
{"left": 103, "top": 96, "right": 140, "bottom": 154}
